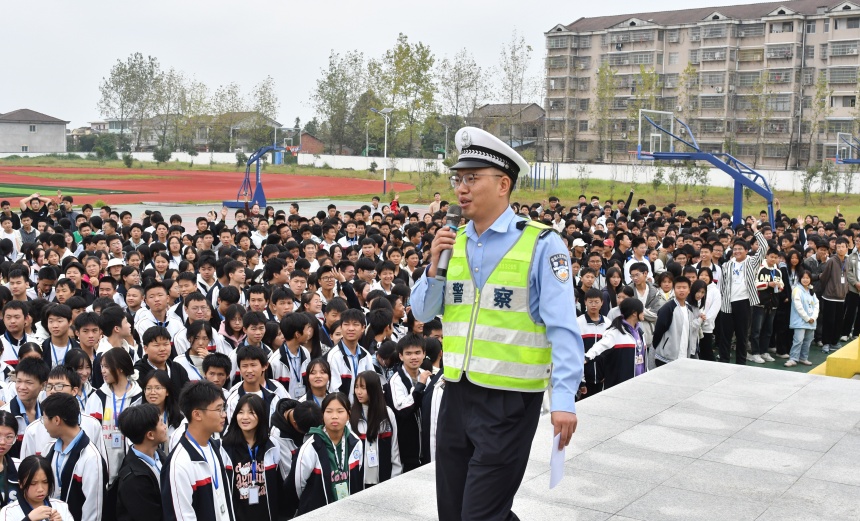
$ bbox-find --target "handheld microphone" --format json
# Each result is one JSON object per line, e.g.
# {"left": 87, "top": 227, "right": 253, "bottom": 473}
{"left": 435, "top": 204, "right": 462, "bottom": 282}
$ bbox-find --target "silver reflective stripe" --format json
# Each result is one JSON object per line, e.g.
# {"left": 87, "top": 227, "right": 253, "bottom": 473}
{"left": 467, "top": 356, "right": 551, "bottom": 380}
{"left": 471, "top": 324, "right": 548, "bottom": 350}
{"left": 480, "top": 283, "right": 529, "bottom": 313}
{"left": 444, "top": 352, "right": 466, "bottom": 371}
{"left": 442, "top": 321, "right": 471, "bottom": 338}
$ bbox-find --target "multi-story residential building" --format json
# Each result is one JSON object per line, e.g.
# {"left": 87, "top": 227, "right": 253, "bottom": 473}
{"left": 0, "top": 109, "right": 69, "bottom": 153}
{"left": 545, "top": 0, "right": 860, "bottom": 167}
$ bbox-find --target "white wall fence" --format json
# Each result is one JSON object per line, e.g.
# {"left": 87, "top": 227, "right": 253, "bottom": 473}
{"left": 1, "top": 150, "right": 854, "bottom": 195}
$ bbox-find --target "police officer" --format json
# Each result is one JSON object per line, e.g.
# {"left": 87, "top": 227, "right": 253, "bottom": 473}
{"left": 412, "top": 127, "right": 584, "bottom": 521}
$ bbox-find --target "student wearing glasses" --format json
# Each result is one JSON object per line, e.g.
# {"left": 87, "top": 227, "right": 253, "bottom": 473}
{"left": 0, "top": 411, "right": 19, "bottom": 508}
{"left": 162, "top": 381, "right": 234, "bottom": 521}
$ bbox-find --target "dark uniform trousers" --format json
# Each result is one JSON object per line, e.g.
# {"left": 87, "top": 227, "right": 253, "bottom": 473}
{"left": 436, "top": 378, "right": 543, "bottom": 521}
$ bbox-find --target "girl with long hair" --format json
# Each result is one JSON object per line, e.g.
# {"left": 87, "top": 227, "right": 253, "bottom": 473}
{"left": 222, "top": 394, "right": 280, "bottom": 521}
{"left": 584, "top": 298, "right": 647, "bottom": 390}
{"left": 350, "top": 371, "right": 401, "bottom": 486}
{"left": 0, "top": 411, "right": 20, "bottom": 507}
{"left": 219, "top": 304, "right": 247, "bottom": 349}
{"left": 600, "top": 266, "right": 624, "bottom": 315}
{"left": 0, "top": 455, "right": 72, "bottom": 520}
{"left": 300, "top": 359, "right": 331, "bottom": 407}
{"left": 140, "top": 370, "right": 182, "bottom": 449}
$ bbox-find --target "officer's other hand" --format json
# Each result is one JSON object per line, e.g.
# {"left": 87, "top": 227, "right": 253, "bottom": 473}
{"left": 552, "top": 411, "right": 578, "bottom": 450}
{"left": 427, "top": 227, "right": 457, "bottom": 278}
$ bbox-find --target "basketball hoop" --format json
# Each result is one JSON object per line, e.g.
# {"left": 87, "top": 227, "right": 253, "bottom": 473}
{"left": 287, "top": 146, "right": 301, "bottom": 156}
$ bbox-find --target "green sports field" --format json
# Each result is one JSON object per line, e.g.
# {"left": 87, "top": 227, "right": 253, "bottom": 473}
{"left": 0, "top": 183, "right": 138, "bottom": 198}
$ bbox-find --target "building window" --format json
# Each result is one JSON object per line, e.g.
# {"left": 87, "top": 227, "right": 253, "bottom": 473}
{"left": 21, "top": 146, "right": 28, "bottom": 152}
{"left": 699, "top": 95, "right": 725, "bottom": 110}
{"left": 805, "top": 46, "right": 815, "bottom": 59}
{"left": 579, "top": 98, "right": 589, "bottom": 111}
{"left": 771, "top": 22, "right": 794, "bottom": 33}
{"left": 29, "top": 125, "right": 36, "bottom": 133}
{"left": 579, "top": 142, "right": 589, "bottom": 153}
{"left": 547, "top": 36, "right": 569, "bottom": 49}
{"left": 825, "top": 19, "right": 831, "bottom": 32}
{"left": 829, "top": 67, "right": 858, "bottom": 84}
{"left": 806, "top": 20, "right": 817, "bottom": 33}
{"left": 830, "top": 40, "right": 859, "bottom": 56}
{"left": 668, "top": 52, "right": 679, "bottom": 65}
{"left": 737, "top": 71, "right": 761, "bottom": 87}
{"left": 579, "top": 120, "right": 589, "bottom": 132}
{"left": 850, "top": 17, "right": 860, "bottom": 29}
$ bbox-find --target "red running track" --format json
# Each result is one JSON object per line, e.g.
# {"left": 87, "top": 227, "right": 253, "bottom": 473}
{"left": 0, "top": 166, "right": 414, "bottom": 205}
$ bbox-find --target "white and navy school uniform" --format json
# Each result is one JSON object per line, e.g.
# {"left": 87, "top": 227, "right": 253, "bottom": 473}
{"left": 173, "top": 326, "right": 232, "bottom": 357}
{"left": 326, "top": 341, "right": 373, "bottom": 404}
{"left": 20, "top": 412, "right": 108, "bottom": 470}
{"left": 268, "top": 344, "right": 310, "bottom": 400}
{"left": 175, "top": 349, "right": 207, "bottom": 382}
{"left": 0, "top": 498, "right": 73, "bottom": 521}
{"left": 577, "top": 313, "right": 608, "bottom": 395}
{"left": 44, "top": 430, "right": 107, "bottom": 521}
{"left": 41, "top": 337, "right": 81, "bottom": 368}
{"left": 133, "top": 308, "right": 184, "bottom": 348}
{"left": 0, "top": 454, "right": 18, "bottom": 508}
{"left": 0, "top": 397, "right": 40, "bottom": 458}
{"left": 225, "top": 382, "right": 281, "bottom": 426}
{"left": 0, "top": 332, "right": 27, "bottom": 367}
{"left": 85, "top": 381, "right": 142, "bottom": 484}
{"left": 162, "top": 434, "right": 235, "bottom": 521}
{"left": 385, "top": 365, "right": 425, "bottom": 472}
{"left": 294, "top": 429, "right": 363, "bottom": 515}
{"left": 354, "top": 405, "right": 401, "bottom": 485}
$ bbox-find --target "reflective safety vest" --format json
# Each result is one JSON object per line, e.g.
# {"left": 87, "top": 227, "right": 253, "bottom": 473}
{"left": 442, "top": 221, "right": 551, "bottom": 392}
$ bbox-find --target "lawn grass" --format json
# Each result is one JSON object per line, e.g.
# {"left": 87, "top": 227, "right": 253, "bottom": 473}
{"left": 2, "top": 155, "right": 857, "bottom": 219}
{"left": 0, "top": 183, "right": 138, "bottom": 198}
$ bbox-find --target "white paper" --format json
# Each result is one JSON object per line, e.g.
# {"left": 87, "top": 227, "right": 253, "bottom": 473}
{"left": 549, "top": 433, "right": 565, "bottom": 489}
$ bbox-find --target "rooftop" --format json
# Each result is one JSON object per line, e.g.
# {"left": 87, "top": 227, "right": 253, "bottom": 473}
{"left": 563, "top": 0, "right": 852, "bottom": 32}
{"left": 0, "top": 109, "right": 69, "bottom": 124}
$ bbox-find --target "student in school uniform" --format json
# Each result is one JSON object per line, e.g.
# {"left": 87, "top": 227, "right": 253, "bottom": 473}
{"left": 20, "top": 367, "right": 107, "bottom": 467}
{"left": 225, "top": 347, "right": 280, "bottom": 425}
{"left": 326, "top": 309, "right": 374, "bottom": 404}
{"left": 161, "top": 381, "right": 234, "bottom": 521}
{"left": 385, "top": 334, "right": 430, "bottom": 473}
{"left": 85, "top": 348, "right": 142, "bottom": 484}
{"left": 584, "top": 298, "right": 647, "bottom": 390}
{"left": 269, "top": 313, "right": 312, "bottom": 401}
{"left": 294, "top": 393, "right": 363, "bottom": 515}
{"left": 577, "top": 288, "right": 608, "bottom": 398}
{"left": 0, "top": 455, "right": 74, "bottom": 521}
{"left": 175, "top": 321, "right": 218, "bottom": 382}
{"left": 351, "top": 371, "right": 401, "bottom": 487}
{"left": 41, "top": 393, "right": 107, "bottom": 521}
{"left": 115, "top": 403, "right": 169, "bottom": 521}
{"left": 133, "top": 326, "right": 190, "bottom": 392}
{"left": 222, "top": 394, "right": 280, "bottom": 521}
{"left": 0, "top": 411, "right": 20, "bottom": 509}
{"left": 299, "top": 359, "right": 331, "bottom": 408}
{"left": 1, "top": 358, "right": 47, "bottom": 459}
{"left": 40, "top": 304, "right": 80, "bottom": 368}
{"left": 139, "top": 371, "right": 183, "bottom": 451}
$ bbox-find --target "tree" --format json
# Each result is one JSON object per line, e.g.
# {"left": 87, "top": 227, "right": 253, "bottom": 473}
{"left": 591, "top": 64, "right": 616, "bottom": 162}
{"left": 312, "top": 50, "right": 365, "bottom": 154}
{"left": 678, "top": 62, "right": 700, "bottom": 152}
{"left": 153, "top": 68, "right": 184, "bottom": 152}
{"left": 246, "top": 76, "right": 281, "bottom": 150}
{"left": 97, "top": 56, "right": 137, "bottom": 151}
{"left": 747, "top": 74, "right": 774, "bottom": 168}
{"left": 803, "top": 71, "right": 833, "bottom": 167}
{"left": 626, "top": 66, "right": 661, "bottom": 153}
{"left": 378, "top": 34, "right": 436, "bottom": 155}
{"left": 211, "top": 83, "right": 246, "bottom": 152}
{"left": 496, "top": 31, "right": 538, "bottom": 150}
{"left": 437, "top": 48, "right": 486, "bottom": 120}
{"left": 123, "top": 53, "right": 161, "bottom": 151}
{"left": 177, "top": 78, "right": 210, "bottom": 153}
{"left": 346, "top": 89, "right": 384, "bottom": 155}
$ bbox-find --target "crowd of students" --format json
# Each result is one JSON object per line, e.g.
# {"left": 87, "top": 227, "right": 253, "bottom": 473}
{"left": 0, "top": 187, "right": 850, "bottom": 519}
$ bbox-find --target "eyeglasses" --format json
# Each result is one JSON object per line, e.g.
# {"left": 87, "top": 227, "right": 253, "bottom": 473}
{"left": 200, "top": 405, "right": 227, "bottom": 415}
{"left": 449, "top": 173, "right": 504, "bottom": 188}
{"left": 145, "top": 386, "right": 166, "bottom": 393}
{"left": 44, "top": 383, "right": 71, "bottom": 392}
{"left": 320, "top": 276, "right": 335, "bottom": 282}
{"left": 0, "top": 435, "right": 15, "bottom": 444}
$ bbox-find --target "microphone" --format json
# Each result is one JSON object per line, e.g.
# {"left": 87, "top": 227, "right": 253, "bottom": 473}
{"left": 435, "top": 204, "right": 462, "bottom": 282}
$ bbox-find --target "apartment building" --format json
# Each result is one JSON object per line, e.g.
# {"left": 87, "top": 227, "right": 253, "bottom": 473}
{"left": 545, "top": 0, "right": 860, "bottom": 167}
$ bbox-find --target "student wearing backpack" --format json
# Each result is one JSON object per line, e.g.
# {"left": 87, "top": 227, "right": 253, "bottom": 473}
{"left": 114, "top": 403, "right": 168, "bottom": 521}
{"left": 385, "top": 334, "right": 430, "bottom": 473}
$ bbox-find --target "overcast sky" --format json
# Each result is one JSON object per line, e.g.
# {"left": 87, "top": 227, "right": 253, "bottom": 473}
{"left": 1, "top": 0, "right": 765, "bottom": 129}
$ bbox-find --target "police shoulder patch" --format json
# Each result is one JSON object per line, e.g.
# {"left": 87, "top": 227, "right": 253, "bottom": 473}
{"left": 549, "top": 253, "right": 570, "bottom": 283}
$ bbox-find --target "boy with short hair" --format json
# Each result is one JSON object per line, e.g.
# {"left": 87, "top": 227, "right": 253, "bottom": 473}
{"left": 42, "top": 392, "right": 107, "bottom": 521}
{"left": 653, "top": 277, "right": 703, "bottom": 366}
{"left": 240, "top": 311, "right": 269, "bottom": 350}
{"left": 42, "top": 303, "right": 80, "bottom": 367}
{"left": 270, "top": 313, "right": 311, "bottom": 400}
{"left": 2, "top": 357, "right": 48, "bottom": 458}
{"left": 134, "top": 326, "right": 190, "bottom": 391}
{"left": 203, "top": 353, "right": 232, "bottom": 394}
{"left": 386, "top": 333, "right": 430, "bottom": 472}
{"left": 578, "top": 288, "right": 608, "bottom": 397}
{"left": 326, "top": 309, "right": 374, "bottom": 403}
{"left": 225, "top": 347, "right": 279, "bottom": 422}
{"left": 162, "top": 381, "right": 234, "bottom": 521}
{"left": 0, "top": 301, "right": 29, "bottom": 366}
{"left": 73, "top": 312, "right": 102, "bottom": 362}
{"left": 115, "top": 403, "right": 169, "bottom": 521}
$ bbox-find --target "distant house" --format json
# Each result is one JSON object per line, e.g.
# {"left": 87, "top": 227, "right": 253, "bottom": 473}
{"left": 0, "top": 109, "right": 69, "bottom": 153}
{"left": 297, "top": 132, "right": 325, "bottom": 155}
{"left": 466, "top": 103, "right": 546, "bottom": 157}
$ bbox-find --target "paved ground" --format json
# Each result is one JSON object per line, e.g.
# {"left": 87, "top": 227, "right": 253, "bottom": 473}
{"left": 298, "top": 359, "right": 860, "bottom": 520}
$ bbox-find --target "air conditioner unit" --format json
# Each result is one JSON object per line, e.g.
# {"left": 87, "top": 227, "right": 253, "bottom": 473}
{"left": 616, "top": 43, "right": 623, "bottom": 51}
{"left": 676, "top": 105, "right": 684, "bottom": 112}
{"left": 622, "top": 59, "right": 630, "bottom": 65}
{"left": 577, "top": 64, "right": 585, "bottom": 69}
{"left": 621, "top": 132, "right": 628, "bottom": 139}
{"left": 728, "top": 85, "right": 735, "bottom": 91}
{"left": 715, "top": 52, "right": 726, "bottom": 59}
{"left": 739, "top": 31, "right": 746, "bottom": 37}
{"left": 716, "top": 86, "right": 724, "bottom": 93}
{"left": 680, "top": 127, "right": 686, "bottom": 134}
{"left": 852, "top": 49, "right": 858, "bottom": 55}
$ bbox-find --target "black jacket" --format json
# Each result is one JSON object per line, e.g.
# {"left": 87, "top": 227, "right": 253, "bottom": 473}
{"left": 115, "top": 447, "right": 166, "bottom": 521}
{"left": 133, "top": 356, "right": 190, "bottom": 393}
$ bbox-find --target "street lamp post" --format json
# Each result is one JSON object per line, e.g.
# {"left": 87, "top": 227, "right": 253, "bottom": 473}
{"left": 443, "top": 124, "right": 450, "bottom": 159}
{"left": 371, "top": 107, "right": 393, "bottom": 195}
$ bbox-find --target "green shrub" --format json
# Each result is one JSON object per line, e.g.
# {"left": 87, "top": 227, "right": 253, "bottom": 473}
{"left": 122, "top": 153, "right": 133, "bottom": 168}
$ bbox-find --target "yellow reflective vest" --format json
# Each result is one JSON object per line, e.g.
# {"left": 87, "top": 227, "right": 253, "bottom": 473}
{"left": 442, "top": 221, "right": 551, "bottom": 392}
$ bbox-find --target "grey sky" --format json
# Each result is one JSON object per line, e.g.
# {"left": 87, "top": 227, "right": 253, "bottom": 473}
{"left": 1, "top": 0, "right": 763, "bottom": 130}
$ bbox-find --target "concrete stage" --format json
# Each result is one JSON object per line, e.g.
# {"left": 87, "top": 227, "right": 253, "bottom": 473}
{"left": 298, "top": 359, "right": 860, "bottom": 520}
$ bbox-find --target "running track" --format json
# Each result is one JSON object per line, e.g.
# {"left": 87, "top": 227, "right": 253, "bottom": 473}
{"left": 0, "top": 166, "right": 414, "bottom": 205}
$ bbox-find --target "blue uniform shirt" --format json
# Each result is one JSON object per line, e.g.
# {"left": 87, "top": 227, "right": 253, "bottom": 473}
{"left": 411, "top": 206, "right": 584, "bottom": 414}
